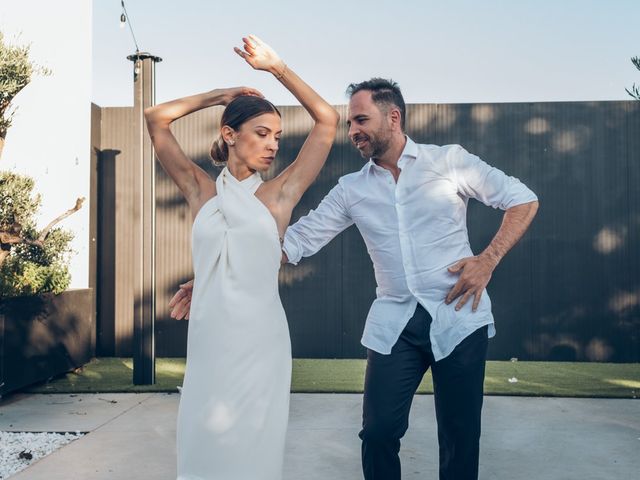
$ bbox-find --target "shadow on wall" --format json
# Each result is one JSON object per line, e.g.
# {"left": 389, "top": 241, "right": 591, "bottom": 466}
{"left": 413, "top": 101, "right": 640, "bottom": 362}
{"left": 95, "top": 101, "right": 640, "bottom": 361}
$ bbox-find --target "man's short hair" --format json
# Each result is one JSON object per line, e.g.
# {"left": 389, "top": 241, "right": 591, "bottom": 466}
{"left": 346, "top": 78, "right": 406, "bottom": 131}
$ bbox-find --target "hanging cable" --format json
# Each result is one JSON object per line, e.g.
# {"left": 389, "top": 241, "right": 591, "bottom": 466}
{"left": 120, "top": 0, "right": 140, "bottom": 53}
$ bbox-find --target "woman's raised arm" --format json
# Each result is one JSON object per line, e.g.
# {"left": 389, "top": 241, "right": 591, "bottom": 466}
{"left": 144, "top": 87, "right": 263, "bottom": 215}
{"left": 235, "top": 35, "right": 340, "bottom": 207}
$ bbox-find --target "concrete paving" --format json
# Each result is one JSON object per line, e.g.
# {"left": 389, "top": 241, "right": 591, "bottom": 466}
{"left": 0, "top": 393, "right": 638, "bottom": 479}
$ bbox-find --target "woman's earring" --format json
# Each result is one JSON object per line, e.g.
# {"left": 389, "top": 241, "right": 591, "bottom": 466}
{"left": 228, "top": 140, "right": 235, "bottom": 146}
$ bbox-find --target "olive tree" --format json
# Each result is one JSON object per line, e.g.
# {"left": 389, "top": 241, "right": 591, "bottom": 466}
{"left": 0, "top": 31, "right": 51, "bottom": 158}
{"left": 0, "top": 171, "right": 83, "bottom": 297}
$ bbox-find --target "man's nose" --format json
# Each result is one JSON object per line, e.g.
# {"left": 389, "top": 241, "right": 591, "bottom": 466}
{"left": 348, "top": 124, "right": 358, "bottom": 140}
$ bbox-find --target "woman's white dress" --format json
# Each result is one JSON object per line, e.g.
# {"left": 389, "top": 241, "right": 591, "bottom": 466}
{"left": 176, "top": 167, "right": 292, "bottom": 480}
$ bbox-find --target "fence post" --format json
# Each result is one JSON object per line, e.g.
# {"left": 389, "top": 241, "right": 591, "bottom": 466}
{"left": 127, "top": 52, "right": 162, "bottom": 385}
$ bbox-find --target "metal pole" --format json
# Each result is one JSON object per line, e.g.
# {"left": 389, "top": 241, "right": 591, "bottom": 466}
{"left": 127, "top": 52, "right": 162, "bottom": 385}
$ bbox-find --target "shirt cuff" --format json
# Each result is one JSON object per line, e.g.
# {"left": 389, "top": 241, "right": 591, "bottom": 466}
{"left": 282, "top": 234, "right": 302, "bottom": 265}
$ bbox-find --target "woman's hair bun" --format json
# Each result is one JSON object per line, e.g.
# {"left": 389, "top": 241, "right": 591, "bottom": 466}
{"left": 210, "top": 136, "right": 228, "bottom": 166}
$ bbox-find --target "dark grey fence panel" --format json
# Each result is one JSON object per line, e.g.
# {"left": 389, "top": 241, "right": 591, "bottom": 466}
{"left": 96, "top": 107, "right": 135, "bottom": 357}
{"left": 94, "top": 101, "right": 640, "bottom": 361}
{"left": 402, "top": 101, "right": 639, "bottom": 362}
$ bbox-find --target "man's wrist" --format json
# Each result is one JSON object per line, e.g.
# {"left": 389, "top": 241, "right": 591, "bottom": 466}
{"left": 478, "top": 250, "right": 501, "bottom": 269}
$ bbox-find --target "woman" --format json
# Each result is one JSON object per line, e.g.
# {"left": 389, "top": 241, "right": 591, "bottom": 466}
{"left": 144, "top": 35, "right": 339, "bottom": 480}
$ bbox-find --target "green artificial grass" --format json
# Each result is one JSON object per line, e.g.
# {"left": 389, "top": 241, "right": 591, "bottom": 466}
{"left": 23, "top": 357, "right": 640, "bottom": 398}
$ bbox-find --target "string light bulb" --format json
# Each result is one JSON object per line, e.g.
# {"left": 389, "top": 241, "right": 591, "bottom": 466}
{"left": 120, "top": 13, "right": 126, "bottom": 29}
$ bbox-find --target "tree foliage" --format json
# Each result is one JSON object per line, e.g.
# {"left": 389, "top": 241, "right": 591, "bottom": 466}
{"left": 626, "top": 56, "right": 640, "bottom": 100}
{"left": 0, "top": 171, "right": 76, "bottom": 297}
{"left": 0, "top": 31, "right": 51, "bottom": 139}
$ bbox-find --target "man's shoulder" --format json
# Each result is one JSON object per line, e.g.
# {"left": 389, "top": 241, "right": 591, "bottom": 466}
{"left": 414, "top": 141, "right": 466, "bottom": 159}
{"left": 336, "top": 163, "right": 370, "bottom": 187}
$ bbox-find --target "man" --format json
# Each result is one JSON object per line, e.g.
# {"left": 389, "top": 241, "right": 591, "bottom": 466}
{"left": 170, "top": 78, "right": 539, "bottom": 480}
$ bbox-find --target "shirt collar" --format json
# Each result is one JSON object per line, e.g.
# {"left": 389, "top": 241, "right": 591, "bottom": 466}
{"left": 367, "top": 136, "right": 418, "bottom": 172}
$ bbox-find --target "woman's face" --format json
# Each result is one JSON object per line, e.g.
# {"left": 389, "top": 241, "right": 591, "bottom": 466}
{"left": 228, "top": 112, "right": 282, "bottom": 172}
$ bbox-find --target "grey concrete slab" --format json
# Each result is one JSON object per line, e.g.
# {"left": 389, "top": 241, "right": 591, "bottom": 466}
{"left": 0, "top": 392, "right": 155, "bottom": 432}
{"left": 2, "top": 393, "right": 639, "bottom": 480}
{"left": 8, "top": 393, "right": 177, "bottom": 480}
{"left": 478, "top": 397, "right": 640, "bottom": 480}
{"left": 285, "top": 395, "right": 640, "bottom": 480}
{"left": 285, "top": 394, "right": 363, "bottom": 479}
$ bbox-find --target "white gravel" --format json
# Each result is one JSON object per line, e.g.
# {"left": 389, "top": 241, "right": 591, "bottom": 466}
{"left": 0, "top": 431, "right": 85, "bottom": 479}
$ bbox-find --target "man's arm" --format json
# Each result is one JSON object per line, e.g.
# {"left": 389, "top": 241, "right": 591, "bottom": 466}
{"left": 445, "top": 200, "right": 538, "bottom": 311}
{"left": 169, "top": 280, "right": 193, "bottom": 320}
{"left": 281, "top": 181, "right": 354, "bottom": 265}
{"left": 445, "top": 145, "right": 539, "bottom": 311}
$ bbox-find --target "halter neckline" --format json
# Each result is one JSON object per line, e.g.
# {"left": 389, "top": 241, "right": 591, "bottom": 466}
{"left": 222, "top": 167, "right": 263, "bottom": 194}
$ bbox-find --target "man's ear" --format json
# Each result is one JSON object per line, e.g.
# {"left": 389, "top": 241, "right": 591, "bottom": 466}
{"left": 389, "top": 107, "right": 402, "bottom": 132}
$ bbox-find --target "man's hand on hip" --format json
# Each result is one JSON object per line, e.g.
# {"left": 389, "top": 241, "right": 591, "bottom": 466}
{"left": 445, "top": 200, "right": 538, "bottom": 312}
{"left": 445, "top": 254, "right": 497, "bottom": 312}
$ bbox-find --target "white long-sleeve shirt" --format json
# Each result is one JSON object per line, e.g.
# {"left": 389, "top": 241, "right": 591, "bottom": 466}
{"left": 283, "top": 137, "right": 538, "bottom": 360}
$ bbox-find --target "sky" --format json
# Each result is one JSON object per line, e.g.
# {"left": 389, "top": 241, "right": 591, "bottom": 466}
{"left": 92, "top": 0, "right": 640, "bottom": 107}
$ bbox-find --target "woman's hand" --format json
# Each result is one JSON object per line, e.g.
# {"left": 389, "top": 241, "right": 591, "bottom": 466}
{"left": 216, "top": 86, "right": 263, "bottom": 106}
{"left": 234, "top": 34, "right": 285, "bottom": 74}
{"left": 232, "top": 36, "right": 338, "bottom": 211}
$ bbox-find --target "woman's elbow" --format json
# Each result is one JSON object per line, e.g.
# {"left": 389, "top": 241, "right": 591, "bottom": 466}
{"left": 317, "top": 106, "right": 340, "bottom": 128}
{"left": 328, "top": 108, "right": 340, "bottom": 127}
{"left": 144, "top": 106, "right": 169, "bottom": 129}
{"left": 143, "top": 107, "right": 156, "bottom": 127}
{"left": 144, "top": 106, "right": 158, "bottom": 122}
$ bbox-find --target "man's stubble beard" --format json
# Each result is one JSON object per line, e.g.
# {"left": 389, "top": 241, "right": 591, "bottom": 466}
{"left": 359, "top": 127, "right": 393, "bottom": 160}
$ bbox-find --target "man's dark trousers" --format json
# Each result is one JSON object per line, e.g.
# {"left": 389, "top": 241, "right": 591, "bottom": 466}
{"left": 359, "top": 303, "right": 489, "bottom": 480}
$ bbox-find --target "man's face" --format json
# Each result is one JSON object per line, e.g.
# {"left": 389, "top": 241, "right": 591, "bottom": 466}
{"left": 347, "top": 90, "right": 394, "bottom": 160}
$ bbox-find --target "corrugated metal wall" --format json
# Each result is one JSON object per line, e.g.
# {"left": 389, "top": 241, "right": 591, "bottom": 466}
{"left": 92, "top": 101, "right": 640, "bottom": 361}
{"left": 96, "top": 107, "right": 136, "bottom": 356}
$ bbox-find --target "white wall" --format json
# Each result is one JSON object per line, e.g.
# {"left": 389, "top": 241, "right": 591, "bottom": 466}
{"left": 0, "top": 0, "right": 92, "bottom": 289}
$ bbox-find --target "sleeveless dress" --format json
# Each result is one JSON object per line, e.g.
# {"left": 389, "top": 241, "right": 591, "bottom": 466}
{"left": 176, "top": 167, "right": 292, "bottom": 480}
